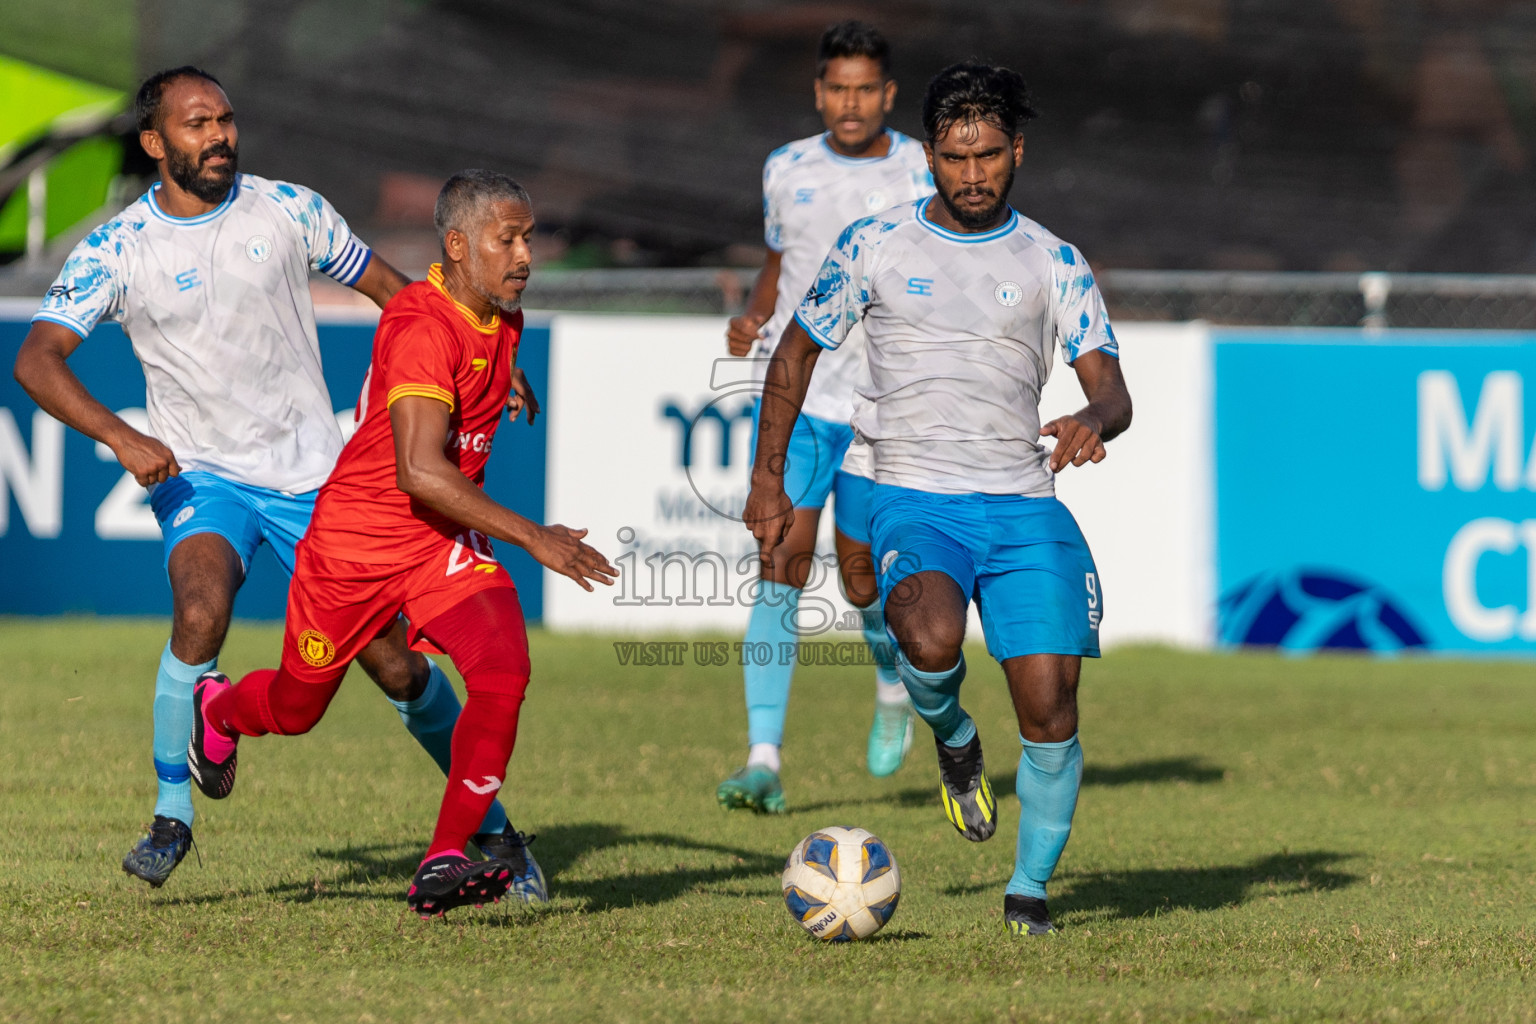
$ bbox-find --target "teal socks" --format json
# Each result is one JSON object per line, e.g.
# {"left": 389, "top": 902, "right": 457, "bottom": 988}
{"left": 744, "top": 580, "right": 800, "bottom": 746}
{"left": 153, "top": 642, "right": 213, "bottom": 826}
{"left": 896, "top": 650, "right": 974, "bottom": 747}
{"left": 389, "top": 660, "right": 507, "bottom": 836}
{"left": 1007, "top": 734, "right": 1083, "bottom": 899}
{"left": 855, "top": 598, "right": 902, "bottom": 689}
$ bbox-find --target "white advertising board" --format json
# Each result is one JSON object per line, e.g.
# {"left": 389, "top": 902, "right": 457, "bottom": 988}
{"left": 544, "top": 314, "right": 1213, "bottom": 649}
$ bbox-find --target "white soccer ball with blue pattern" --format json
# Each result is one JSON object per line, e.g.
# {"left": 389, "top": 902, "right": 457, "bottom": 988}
{"left": 781, "top": 826, "right": 900, "bottom": 941}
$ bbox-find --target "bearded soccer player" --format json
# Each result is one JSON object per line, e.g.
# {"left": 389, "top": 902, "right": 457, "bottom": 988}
{"left": 717, "top": 20, "right": 934, "bottom": 816}
{"left": 13, "top": 67, "right": 524, "bottom": 890}
{"left": 744, "top": 64, "right": 1133, "bottom": 936}
{"left": 187, "top": 170, "right": 617, "bottom": 917}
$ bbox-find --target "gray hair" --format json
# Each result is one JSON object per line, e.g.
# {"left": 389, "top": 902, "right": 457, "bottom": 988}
{"left": 433, "top": 169, "right": 530, "bottom": 246}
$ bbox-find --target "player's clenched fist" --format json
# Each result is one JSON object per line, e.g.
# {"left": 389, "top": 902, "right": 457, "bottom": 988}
{"left": 1040, "top": 414, "right": 1107, "bottom": 473}
{"left": 112, "top": 427, "right": 181, "bottom": 486}
{"left": 529, "top": 524, "right": 619, "bottom": 592}
{"left": 743, "top": 479, "right": 794, "bottom": 568}
{"left": 725, "top": 312, "right": 768, "bottom": 357}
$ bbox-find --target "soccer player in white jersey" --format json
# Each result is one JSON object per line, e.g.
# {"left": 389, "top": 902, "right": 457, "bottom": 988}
{"left": 744, "top": 63, "right": 1133, "bottom": 936}
{"left": 12, "top": 67, "right": 538, "bottom": 894}
{"left": 717, "top": 22, "right": 934, "bottom": 814}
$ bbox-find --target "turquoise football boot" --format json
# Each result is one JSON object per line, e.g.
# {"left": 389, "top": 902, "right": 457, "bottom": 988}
{"left": 866, "top": 698, "right": 915, "bottom": 777}
{"left": 715, "top": 764, "right": 786, "bottom": 814}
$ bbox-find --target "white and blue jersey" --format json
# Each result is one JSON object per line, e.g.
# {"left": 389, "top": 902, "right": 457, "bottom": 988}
{"left": 761, "top": 129, "right": 932, "bottom": 425}
{"left": 34, "top": 173, "right": 372, "bottom": 494}
{"left": 795, "top": 196, "right": 1118, "bottom": 498}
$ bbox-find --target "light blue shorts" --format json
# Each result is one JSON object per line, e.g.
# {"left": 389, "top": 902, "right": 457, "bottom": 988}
{"left": 148, "top": 470, "right": 317, "bottom": 578}
{"left": 750, "top": 401, "right": 873, "bottom": 543}
{"left": 869, "top": 484, "right": 1103, "bottom": 661}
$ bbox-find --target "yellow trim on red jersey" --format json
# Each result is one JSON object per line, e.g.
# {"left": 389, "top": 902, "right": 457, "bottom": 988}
{"left": 386, "top": 383, "right": 456, "bottom": 411}
{"left": 427, "top": 263, "right": 500, "bottom": 335}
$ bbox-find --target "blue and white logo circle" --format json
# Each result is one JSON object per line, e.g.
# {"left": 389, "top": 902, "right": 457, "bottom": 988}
{"left": 862, "top": 188, "right": 889, "bottom": 212}
{"left": 245, "top": 235, "right": 273, "bottom": 263}
{"left": 172, "top": 506, "right": 195, "bottom": 528}
{"left": 994, "top": 281, "right": 1023, "bottom": 307}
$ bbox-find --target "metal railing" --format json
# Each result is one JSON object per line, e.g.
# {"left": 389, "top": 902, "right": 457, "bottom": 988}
{"left": 1100, "top": 271, "right": 1536, "bottom": 330}
{"left": 520, "top": 267, "right": 1536, "bottom": 330}
{"left": 9, "top": 253, "right": 1536, "bottom": 330}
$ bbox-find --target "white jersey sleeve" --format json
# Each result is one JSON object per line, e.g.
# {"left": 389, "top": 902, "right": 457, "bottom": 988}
{"left": 1051, "top": 242, "right": 1119, "bottom": 363}
{"left": 260, "top": 180, "right": 373, "bottom": 286}
{"left": 792, "top": 215, "right": 885, "bottom": 350}
{"left": 33, "top": 224, "right": 130, "bottom": 338}
{"left": 762, "top": 148, "right": 787, "bottom": 253}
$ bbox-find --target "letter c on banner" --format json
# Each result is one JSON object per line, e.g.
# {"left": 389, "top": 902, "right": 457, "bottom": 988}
{"left": 1443, "top": 517, "right": 1518, "bottom": 641}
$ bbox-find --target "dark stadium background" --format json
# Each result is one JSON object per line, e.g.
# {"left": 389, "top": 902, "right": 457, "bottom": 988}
{"left": 10, "top": 0, "right": 1536, "bottom": 277}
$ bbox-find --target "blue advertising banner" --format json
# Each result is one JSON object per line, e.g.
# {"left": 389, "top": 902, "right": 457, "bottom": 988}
{"left": 0, "top": 304, "right": 548, "bottom": 620}
{"left": 1215, "top": 329, "right": 1536, "bottom": 655}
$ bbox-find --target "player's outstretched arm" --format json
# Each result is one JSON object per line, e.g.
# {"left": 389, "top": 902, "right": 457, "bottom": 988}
{"left": 1041, "top": 348, "right": 1133, "bottom": 473}
{"left": 351, "top": 254, "right": 413, "bottom": 310}
{"left": 389, "top": 394, "right": 617, "bottom": 591}
{"left": 725, "top": 250, "right": 782, "bottom": 356}
{"left": 744, "top": 318, "right": 820, "bottom": 565}
{"left": 13, "top": 320, "right": 180, "bottom": 485}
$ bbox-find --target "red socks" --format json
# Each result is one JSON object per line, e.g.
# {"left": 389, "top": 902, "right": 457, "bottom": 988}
{"left": 416, "top": 587, "right": 532, "bottom": 862}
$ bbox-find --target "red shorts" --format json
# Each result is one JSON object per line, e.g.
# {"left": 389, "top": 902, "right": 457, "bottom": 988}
{"left": 281, "top": 528, "right": 517, "bottom": 683}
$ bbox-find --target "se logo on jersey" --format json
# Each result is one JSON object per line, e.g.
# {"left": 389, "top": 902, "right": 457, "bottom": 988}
{"left": 245, "top": 235, "right": 273, "bottom": 263}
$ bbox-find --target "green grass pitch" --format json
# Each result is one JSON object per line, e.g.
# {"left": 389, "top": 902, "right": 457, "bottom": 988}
{"left": 2, "top": 618, "right": 1534, "bottom": 1022}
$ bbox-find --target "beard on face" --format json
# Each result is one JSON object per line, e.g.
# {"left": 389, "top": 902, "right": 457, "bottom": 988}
{"left": 482, "top": 287, "right": 523, "bottom": 314}
{"left": 165, "top": 139, "right": 238, "bottom": 204}
{"left": 464, "top": 244, "right": 527, "bottom": 314}
{"left": 937, "top": 163, "right": 1014, "bottom": 229}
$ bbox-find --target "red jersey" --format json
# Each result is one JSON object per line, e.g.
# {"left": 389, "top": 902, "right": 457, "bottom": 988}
{"left": 307, "top": 264, "right": 522, "bottom": 565}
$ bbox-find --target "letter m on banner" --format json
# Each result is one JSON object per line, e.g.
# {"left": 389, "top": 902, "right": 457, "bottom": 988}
{"left": 1417, "top": 371, "right": 1527, "bottom": 492}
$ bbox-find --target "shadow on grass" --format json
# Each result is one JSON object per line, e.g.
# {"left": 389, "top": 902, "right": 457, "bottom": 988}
{"left": 1082, "top": 757, "right": 1226, "bottom": 787}
{"left": 946, "top": 850, "right": 1361, "bottom": 920}
{"left": 156, "top": 822, "right": 784, "bottom": 916}
{"left": 794, "top": 757, "right": 1227, "bottom": 816}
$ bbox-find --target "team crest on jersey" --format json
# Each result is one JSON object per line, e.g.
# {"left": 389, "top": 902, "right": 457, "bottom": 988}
{"left": 245, "top": 235, "right": 273, "bottom": 264}
{"left": 862, "top": 188, "right": 889, "bottom": 213}
{"left": 994, "top": 281, "right": 1023, "bottom": 307}
{"left": 297, "top": 629, "right": 336, "bottom": 667}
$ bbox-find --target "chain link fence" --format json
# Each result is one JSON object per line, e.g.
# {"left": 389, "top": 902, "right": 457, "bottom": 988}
{"left": 523, "top": 268, "right": 1536, "bottom": 330}
{"left": 7, "top": 261, "right": 1536, "bottom": 328}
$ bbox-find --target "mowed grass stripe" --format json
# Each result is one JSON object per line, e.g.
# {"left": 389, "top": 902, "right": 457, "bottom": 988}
{"left": 2, "top": 619, "right": 1534, "bottom": 1022}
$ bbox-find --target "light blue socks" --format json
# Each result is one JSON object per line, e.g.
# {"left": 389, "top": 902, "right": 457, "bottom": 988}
{"left": 153, "top": 642, "right": 213, "bottom": 826}
{"left": 1007, "top": 734, "right": 1083, "bottom": 899}
{"left": 745, "top": 580, "right": 800, "bottom": 747}
{"left": 856, "top": 598, "right": 903, "bottom": 692}
{"left": 895, "top": 649, "right": 974, "bottom": 747}
{"left": 389, "top": 660, "right": 507, "bottom": 836}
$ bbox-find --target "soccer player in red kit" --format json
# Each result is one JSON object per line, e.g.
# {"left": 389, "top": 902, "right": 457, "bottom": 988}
{"left": 186, "top": 170, "right": 618, "bottom": 917}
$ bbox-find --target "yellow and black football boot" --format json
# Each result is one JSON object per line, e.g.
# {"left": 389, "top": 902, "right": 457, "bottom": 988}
{"left": 935, "top": 732, "right": 996, "bottom": 841}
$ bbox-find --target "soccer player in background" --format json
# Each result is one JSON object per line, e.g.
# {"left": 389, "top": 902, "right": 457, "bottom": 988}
{"left": 187, "top": 171, "right": 618, "bottom": 917}
{"left": 743, "top": 63, "right": 1133, "bottom": 936}
{"left": 12, "top": 68, "right": 528, "bottom": 892}
{"left": 717, "top": 21, "right": 934, "bottom": 815}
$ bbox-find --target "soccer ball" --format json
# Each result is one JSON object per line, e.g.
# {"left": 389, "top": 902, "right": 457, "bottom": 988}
{"left": 781, "top": 826, "right": 900, "bottom": 941}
